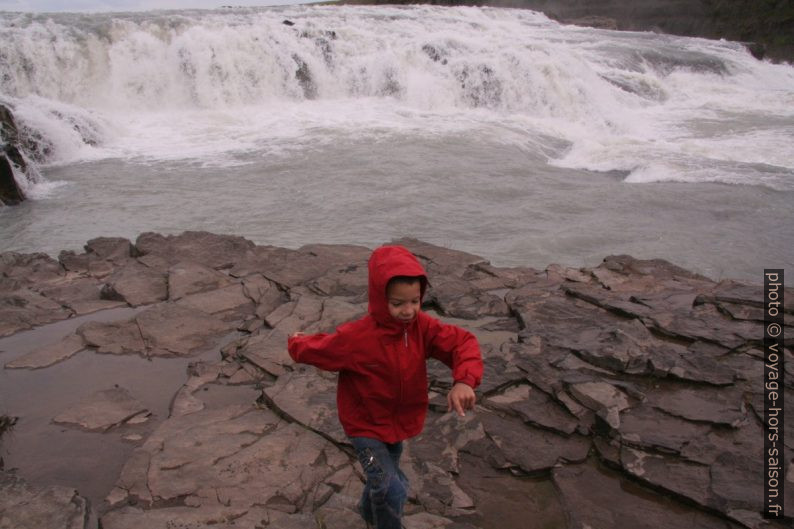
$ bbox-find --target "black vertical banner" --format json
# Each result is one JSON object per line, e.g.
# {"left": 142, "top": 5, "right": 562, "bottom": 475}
{"left": 764, "top": 269, "right": 784, "bottom": 519}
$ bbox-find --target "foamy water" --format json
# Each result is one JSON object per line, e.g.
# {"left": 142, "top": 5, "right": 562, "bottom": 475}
{"left": 0, "top": 5, "right": 792, "bottom": 280}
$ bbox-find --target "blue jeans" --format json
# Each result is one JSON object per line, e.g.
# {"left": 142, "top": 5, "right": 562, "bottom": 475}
{"left": 349, "top": 436, "right": 408, "bottom": 529}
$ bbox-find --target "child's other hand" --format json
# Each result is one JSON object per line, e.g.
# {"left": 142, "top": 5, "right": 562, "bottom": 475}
{"left": 447, "top": 382, "right": 476, "bottom": 417}
{"left": 290, "top": 332, "right": 305, "bottom": 339}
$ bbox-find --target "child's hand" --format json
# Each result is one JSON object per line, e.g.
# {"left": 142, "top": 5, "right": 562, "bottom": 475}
{"left": 447, "top": 382, "right": 476, "bottom": 417}
{"left": 290, "top": 332, "right": 305, "bottom": 339}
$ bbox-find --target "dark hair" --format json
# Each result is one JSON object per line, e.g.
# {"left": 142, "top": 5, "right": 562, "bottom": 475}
{"left": 387, "top": 275, "right": 427, "bottom": 294}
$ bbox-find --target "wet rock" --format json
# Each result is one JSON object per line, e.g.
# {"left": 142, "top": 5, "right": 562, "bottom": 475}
{"left": 53, "top": 387, "right": 149, "bottom": 431}
{"left": 0, "top": 471, "right": 91, "bottom": 529}
{"left": 5, "top": 333, "right": 85, "bottom": 369}
{"left": 0, "top": 152, "right": 26, "bottom": 206}
{"left": 101, "top": 262, "right": 168, "bottom": 307}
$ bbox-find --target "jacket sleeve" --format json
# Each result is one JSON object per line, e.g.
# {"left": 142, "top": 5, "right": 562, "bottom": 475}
{"left": 423, "top": 314, "right": 483, "bottom": 389}
{"left": 287, "top": 323, "right": 355, "bottom": 372}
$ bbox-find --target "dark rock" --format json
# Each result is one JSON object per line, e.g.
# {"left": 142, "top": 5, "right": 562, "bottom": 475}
{"left": 0, "top": 152, "right": 25, "bottom": 205}
{"left": 1, "top": 104, "right": 35, "bottom": 206}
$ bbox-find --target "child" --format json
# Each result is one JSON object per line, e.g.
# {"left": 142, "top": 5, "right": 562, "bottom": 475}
{"left": 288, "top": 244, "right": 483, "bottom": 529}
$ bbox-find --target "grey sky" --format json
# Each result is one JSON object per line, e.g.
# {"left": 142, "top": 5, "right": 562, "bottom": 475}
{"left": 0, "top": 0, "right": 315, "bottom": 13}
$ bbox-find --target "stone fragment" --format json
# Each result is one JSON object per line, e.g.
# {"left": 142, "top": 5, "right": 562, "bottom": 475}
{"left": 235, "top": 328, "right": 292, "bottom": 377}
{"left": 0, "top": 470, "right": 90, "bottom": 529}
{"left": 5, "top": 333, "right": 85, "bottom": 369}
{"left": 618, "top": 405, "right": 709, "bottom": 454}
{"left": 569, "top": 381, "right": 631, "bottom": 429}
{"left": 53, "top": 387, "right": 149, "bottom": 431}
{"left": 265, "top": 293, "right": 324, "bottom": 334}
{"left": 485, "top": 384, "right": 578, "bottom": 435}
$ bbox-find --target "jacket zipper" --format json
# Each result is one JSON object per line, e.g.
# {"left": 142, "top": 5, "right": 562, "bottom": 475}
{"left": 403, "top": 326, "right": 408, "bottom": 348}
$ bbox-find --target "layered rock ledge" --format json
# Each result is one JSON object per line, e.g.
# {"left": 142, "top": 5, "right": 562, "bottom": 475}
{"left": 0, "top": 231, "right": 792, "bottom": 529}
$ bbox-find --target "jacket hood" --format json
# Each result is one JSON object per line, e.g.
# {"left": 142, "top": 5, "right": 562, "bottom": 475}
{"left": 368, "top": 245, "right": 427, "bottom": 327}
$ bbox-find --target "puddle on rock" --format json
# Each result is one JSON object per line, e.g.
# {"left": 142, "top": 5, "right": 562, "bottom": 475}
{"left": 0, "top": 306, "right": 252, "bottom": 510}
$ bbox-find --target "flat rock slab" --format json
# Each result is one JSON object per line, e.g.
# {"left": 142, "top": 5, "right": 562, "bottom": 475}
{"left": 107, "top": 401, "right": 351, "bottom": 517}
{"left": 136, "top": 303, "right": 234, "bottom": 356}
{"left": 101, "top": 261, "right": 168, "bottom": 307}
{"left": 5, "top": 333, "right": 85, "bottom": 369}
{"left": 263, "top": 367, "right": 346, "bottom": 443}
{"left": 167, "top": 261, "right": 234, "bottom": 300}
{"left": 77, "top": 303, "right": 232, "bottom": 358}
{"left": 0, "top": 471, "right": 90, "bottom": 529}
{"left": 53, "top": 387, "right": 149, "bottom": 431}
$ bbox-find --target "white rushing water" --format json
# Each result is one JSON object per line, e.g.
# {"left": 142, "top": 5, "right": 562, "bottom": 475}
{"left": 0, "top": 5, "right": 792, "bottom": 280}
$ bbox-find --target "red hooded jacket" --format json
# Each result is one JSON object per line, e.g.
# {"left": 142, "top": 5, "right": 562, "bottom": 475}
{"left": 287, "top": 245, "right": 483, "bottom": 443}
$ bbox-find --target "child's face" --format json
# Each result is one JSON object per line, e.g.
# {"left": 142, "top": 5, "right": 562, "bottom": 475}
{"left": 386, "top": 281, "right": 421, "bottom": 323}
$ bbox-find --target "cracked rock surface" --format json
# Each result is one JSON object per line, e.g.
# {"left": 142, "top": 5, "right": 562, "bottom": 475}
{"left": 0, "top": 232, "right": 791, "bottom": 528}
